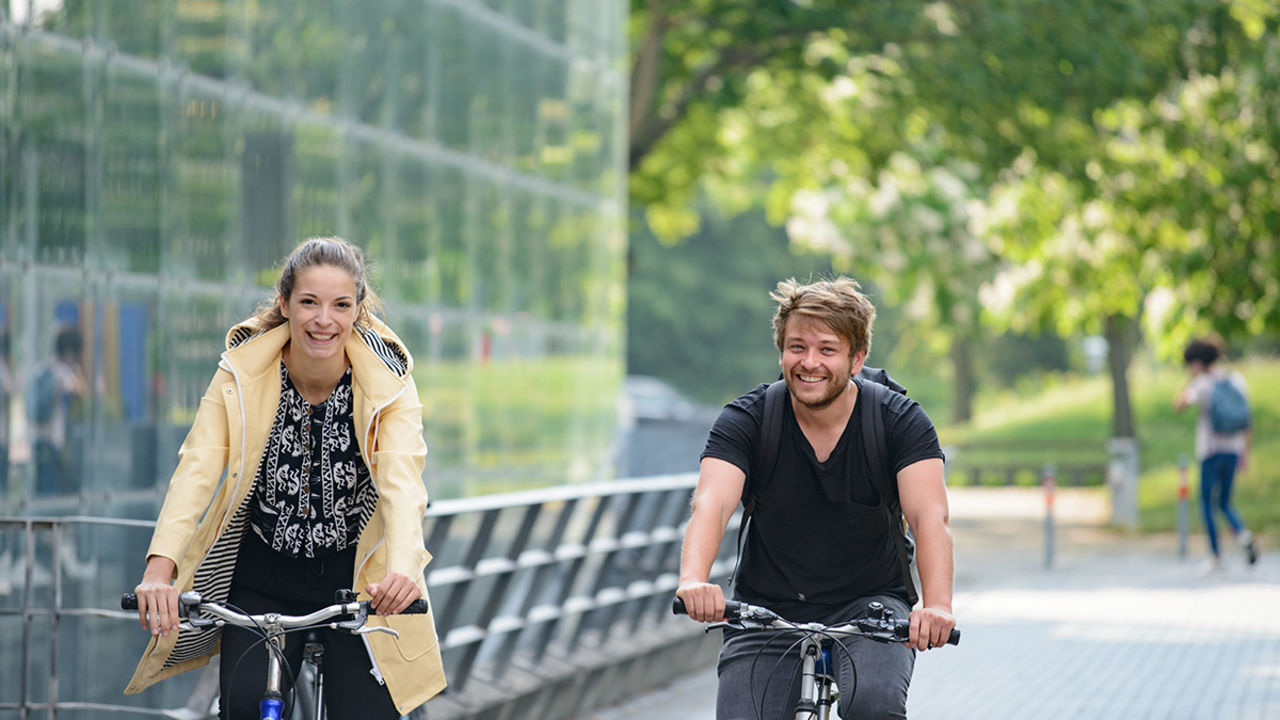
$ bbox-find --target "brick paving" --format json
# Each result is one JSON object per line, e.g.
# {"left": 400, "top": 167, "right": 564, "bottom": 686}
{"left": 580, "top": 487, "right": 1280, "bottom": 719}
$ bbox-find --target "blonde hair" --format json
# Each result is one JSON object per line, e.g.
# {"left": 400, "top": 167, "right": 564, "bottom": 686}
{"left": 770, "top": 276, "right": 876, "bottom": 358}
{"left": 252, "top": 237, "right": 383, "bottom": 329}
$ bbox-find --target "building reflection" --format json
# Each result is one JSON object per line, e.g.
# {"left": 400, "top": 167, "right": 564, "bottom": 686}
{"left": 1, "top": 0, "right": 627, "bottom": 712}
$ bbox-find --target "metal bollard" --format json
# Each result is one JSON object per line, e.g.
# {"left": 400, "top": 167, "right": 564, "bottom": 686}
{"left": 1043, "top": 462, "right": 1056, "bottom": 570}
{"left": 1177, "top": 453, "right": 1190, "bottom": 560}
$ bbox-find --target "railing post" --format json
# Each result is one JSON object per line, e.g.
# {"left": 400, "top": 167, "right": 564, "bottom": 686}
{"left": 21, "top": 519, "right": 35, "bottom": 720}
{"left": 1177, "top": 453, "right": 1191, "bottom": 560}
{"left": 50, "top": 521, "right": 62, "bottom": 720}
{"left": 1043, "top": 462, "right": 1056, "bottom": 570}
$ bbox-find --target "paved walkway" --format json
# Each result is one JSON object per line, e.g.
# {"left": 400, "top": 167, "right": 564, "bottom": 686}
{"left": 580, "top": 487, "right": 1280, "bottom": 719}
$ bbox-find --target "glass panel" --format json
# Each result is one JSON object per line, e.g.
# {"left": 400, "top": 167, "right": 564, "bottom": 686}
{"left": 421, "top": 315, "right": 473, "bottom": 499}
{"left": 0, "top": 271, "right": 13, "bottom": 504}
{"left": 345, "top": 137, "right": 388, "bottom": 265}
{"left": 1, "top": 28, "right": 14, "bottom": 263}
{"left": 508, "top": 189, "right": 542, "bottom": 316}
{"left": 94, "top": 278, "right": 163, "bottom": 508}
{"left": 292, "top": 119, "right": 342, "bottom": 239}
{"left": 338, "top": 0, "right": 395, "bottom": 127}
{"left": 435, "top": 5, "right": 472, "bottom": 153}
{"left": 168, "top": 83, "right": 235, "bottom": 282}
{"left": 391, "top": 0, "right": 435, "bottom": 140}
{"left": 17, "top": 38, "right": 87, "bottom": 266}
{"left": 17, "top": 269, "right": 91, "bottom": 513}
{"left": 245, "top": 0, "right": 338, "bottom": 103}
{"left": 469, "top": 176, "right": 511, "bottom": 313}
{"left": 101, "top": 63, "right": 164, "bottom": 273}
{"left": 240, "top": 109, "right": 294, "bottom": 280}
{"left": 101, "top": 0, "right": 172, "bottom": 62}
{"left": 386, "top": 160, "right": 437, "bottom": 304}
{"left": 434, "top": 164, "right": 468, "bottom": 307}
{"left": 172, "top": 0, "right": 236, "bottom": 80}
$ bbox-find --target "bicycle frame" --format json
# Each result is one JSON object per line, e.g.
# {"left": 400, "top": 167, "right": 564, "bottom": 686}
{"left": 796, "top": 638, "right": 836, "bottom": 720}
{"left": 297, "top": 633, "right": 327, "bottom": 720}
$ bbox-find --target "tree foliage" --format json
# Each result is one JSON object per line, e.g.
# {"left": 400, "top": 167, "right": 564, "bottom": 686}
{"left": 628, "top": 0, "right": 1280, "bottom": 434}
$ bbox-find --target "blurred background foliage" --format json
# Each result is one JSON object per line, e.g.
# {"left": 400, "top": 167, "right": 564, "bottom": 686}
{"left": 625, "top": 0, "right": 1280, "bottom": 438}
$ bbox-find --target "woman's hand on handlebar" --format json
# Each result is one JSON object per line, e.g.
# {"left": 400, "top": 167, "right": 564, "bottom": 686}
{"left": 366, "top": 571, "right": 422, "bottom": 616}
{"left": 135, "top": 555, "right": 181, "bottom": 637}
{"left": 675, "top": 581, "right": 726, "bottom": 623}
{"left": 909, "top": 605, "right": 956, "bottom": 652}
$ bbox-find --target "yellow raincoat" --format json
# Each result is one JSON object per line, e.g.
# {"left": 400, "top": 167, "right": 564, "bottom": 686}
{"left": 126, "top": 317, "right": 446, "bottom": 714}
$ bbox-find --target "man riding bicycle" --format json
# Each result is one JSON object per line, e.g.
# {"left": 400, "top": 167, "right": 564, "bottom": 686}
{"left": 675, "top": 276, "right": 956, "bottom": 719}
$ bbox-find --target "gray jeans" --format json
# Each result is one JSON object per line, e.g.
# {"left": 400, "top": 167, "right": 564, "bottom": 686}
{"left": 715, "top": 593, "right": 915, "bottom": 720}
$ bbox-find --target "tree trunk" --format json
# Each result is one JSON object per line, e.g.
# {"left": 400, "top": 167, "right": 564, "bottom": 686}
{"left": 1105, "top": 314, "right": 1136, "bottom": 439}
{"left": 950, "top": 336, "right": 975, "bottom": 424}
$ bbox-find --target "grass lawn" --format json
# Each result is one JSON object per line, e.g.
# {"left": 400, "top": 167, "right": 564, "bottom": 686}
{"left": 935, "top": 357, "right": 1280, "bottom": 542}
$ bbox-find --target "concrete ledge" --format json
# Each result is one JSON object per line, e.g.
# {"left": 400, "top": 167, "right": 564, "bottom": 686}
{"left": 422, "top": 620, "right": 719, "bottom": 720}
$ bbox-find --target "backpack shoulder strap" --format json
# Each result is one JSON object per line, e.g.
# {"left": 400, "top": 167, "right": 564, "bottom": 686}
{"left": 745, "top": 379, "right": 789, "bottom": 514}
{"left": 731, "top": 379, "right": 788, "bottom": 584}
{"left": 858, "top": 378, "right": 920, "bottom": 606}
{"left": 858, "top": 380, "right": 896, "bottom": 505}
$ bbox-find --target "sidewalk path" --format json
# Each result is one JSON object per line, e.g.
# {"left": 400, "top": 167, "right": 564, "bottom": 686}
{"left": 580, "top": 487, "right": 1280, "bottom": 719}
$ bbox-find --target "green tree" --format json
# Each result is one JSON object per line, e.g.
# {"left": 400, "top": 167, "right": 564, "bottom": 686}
{"left": 627, "top": 0, "right": 1270, "bottom": 435}
{"left": 974, "top": 2, "right": 1280, "bottom": 435}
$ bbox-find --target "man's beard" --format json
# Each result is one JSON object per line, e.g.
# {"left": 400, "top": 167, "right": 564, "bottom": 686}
{"left": 785, "top": 374, "right": 850, "bottom": 410}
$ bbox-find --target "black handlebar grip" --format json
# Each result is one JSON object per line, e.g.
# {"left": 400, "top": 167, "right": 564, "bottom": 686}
{"left": 891, "top": 620, "right": 961, "bottom": 646}
{"left": 672, "top": 595, "right": 745, "bottom": 620}
{"left": 401, "top": 598, "right": 430, "bottom": 615}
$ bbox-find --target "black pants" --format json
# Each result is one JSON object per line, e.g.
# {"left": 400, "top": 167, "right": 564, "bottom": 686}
{"left": 218, "top": 531, "right": 399, "bottom": 720}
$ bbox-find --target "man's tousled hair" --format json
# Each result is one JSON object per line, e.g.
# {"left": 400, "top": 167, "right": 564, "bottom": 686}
{"left": 771, "top": 276, "right": 876, "bottom": 358}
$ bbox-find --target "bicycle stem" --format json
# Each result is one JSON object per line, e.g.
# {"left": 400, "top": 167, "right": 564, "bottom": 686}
{"left": 795, "top": 637, "right": 821, "bottom": 720}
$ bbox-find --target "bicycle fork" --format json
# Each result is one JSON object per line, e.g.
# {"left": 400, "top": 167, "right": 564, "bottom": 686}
{"left": 795, "top": 637, "right": 837, "bottom": 720}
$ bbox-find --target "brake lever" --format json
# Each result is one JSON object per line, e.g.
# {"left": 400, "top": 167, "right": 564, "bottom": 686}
{"left": 332, "top": 602, "right": 371, "bottom": 632}
{"left": 354, "top": 625, "right": 400, "bottom": 638}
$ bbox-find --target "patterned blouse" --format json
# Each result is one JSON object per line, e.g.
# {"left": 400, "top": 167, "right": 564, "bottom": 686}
{"left": 250, "top": 364, "right": 378, "bottom": 558}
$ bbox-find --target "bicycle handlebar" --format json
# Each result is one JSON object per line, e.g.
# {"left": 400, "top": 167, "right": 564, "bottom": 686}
{"left": 122, "top": 591, "right": 429, "bottom": 621}
{"left": 672, "top": 596, "right": 960, "bottom": 646}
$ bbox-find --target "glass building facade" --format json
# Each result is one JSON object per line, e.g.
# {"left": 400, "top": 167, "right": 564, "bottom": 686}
{"left": 0, "top": 1, "right": 626, "bottom": 713}
{"left": 0, "top": 0, "right": 628, "bottom": 515}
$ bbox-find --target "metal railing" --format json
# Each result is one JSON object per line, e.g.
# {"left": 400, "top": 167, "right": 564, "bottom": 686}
{"left": 0, "top": 473, "right": 735, "bottom": 719}
{"left": 943, "top": 440, "right": 1110, "bottom": 487}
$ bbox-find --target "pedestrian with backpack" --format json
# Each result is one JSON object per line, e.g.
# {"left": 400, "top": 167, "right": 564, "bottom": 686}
{"left": 675, "top": 276, "right": 954, "bottom": 719}
{"left": 1174, "top": 336, "right": 1258, "bottom": 572}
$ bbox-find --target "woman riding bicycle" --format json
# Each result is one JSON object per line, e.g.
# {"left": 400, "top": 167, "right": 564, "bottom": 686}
{"left": 127, "top": 238, "right": 445, "bottom": 718}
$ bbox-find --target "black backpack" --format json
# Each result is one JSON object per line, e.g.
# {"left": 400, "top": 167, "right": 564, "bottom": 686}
{"left": 732, "top": 367, "right": 919, "bottom": 606}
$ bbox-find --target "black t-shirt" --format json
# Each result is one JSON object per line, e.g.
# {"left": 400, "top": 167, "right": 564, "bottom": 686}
{"left": 701, "top": 379, "right": 944, "bottom": 621}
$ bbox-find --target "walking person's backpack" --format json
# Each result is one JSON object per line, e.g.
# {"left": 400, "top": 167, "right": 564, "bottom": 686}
{"left": 733, "top": 367, "right": 920, "bottom": 606}
{"left": 1208, "top": 376, "right": 1250, "bottom": 433}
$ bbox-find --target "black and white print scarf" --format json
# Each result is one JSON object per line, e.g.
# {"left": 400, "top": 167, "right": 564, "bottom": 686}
{"left": 250, "top": 364, "right": 377, "bottom": 558}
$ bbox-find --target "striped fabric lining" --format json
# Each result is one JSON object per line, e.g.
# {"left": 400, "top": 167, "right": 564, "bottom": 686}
{"left": 227, "top": 325, "right": 262, "bottom": 350}
{"left": 357, "top": 326, "right": 408, "bottom": 376}
{"left": 162, "top": 500, "right": 250, "bottom": 668}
